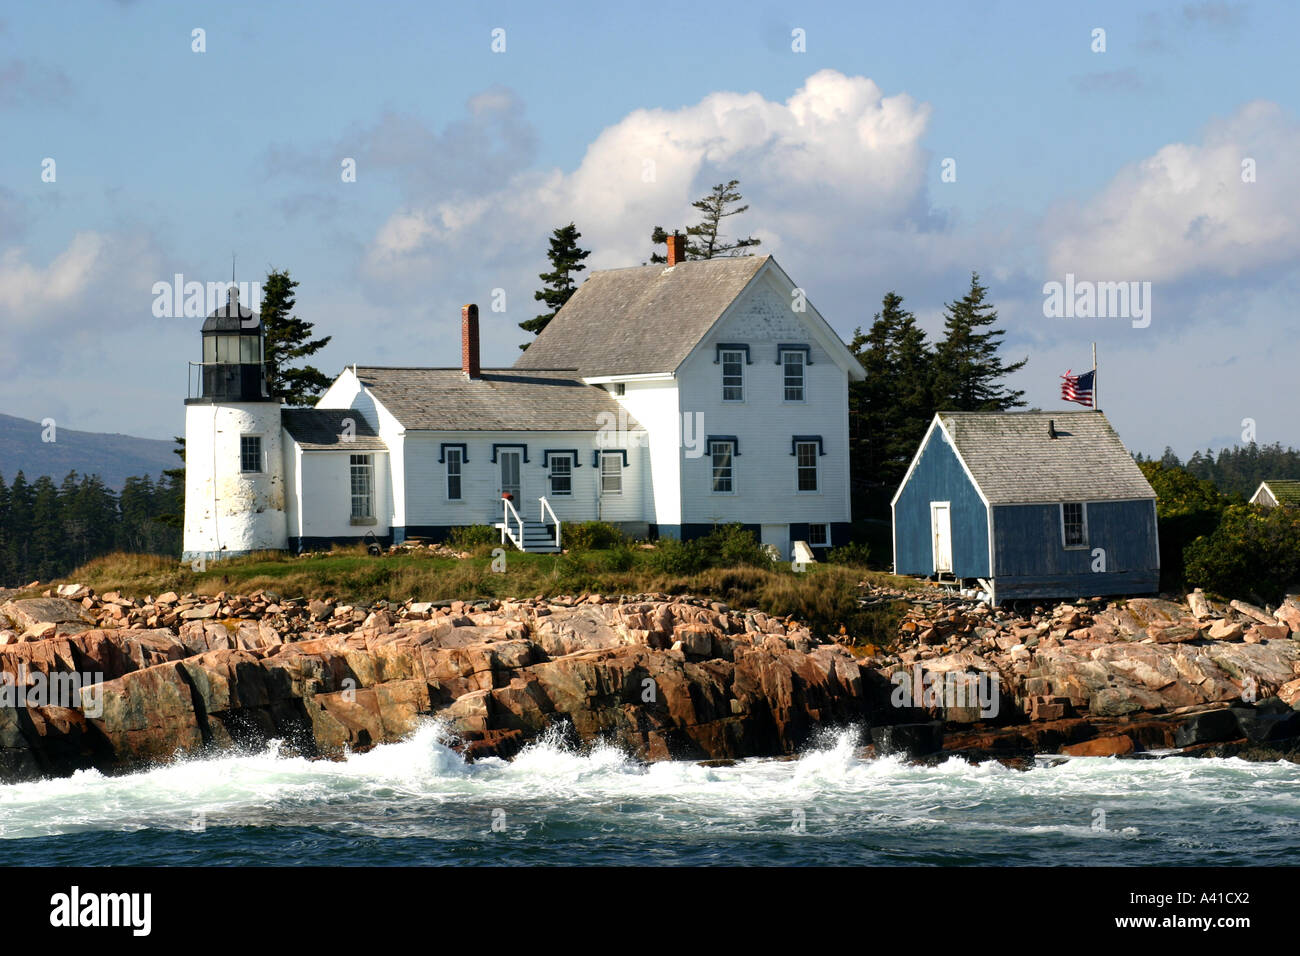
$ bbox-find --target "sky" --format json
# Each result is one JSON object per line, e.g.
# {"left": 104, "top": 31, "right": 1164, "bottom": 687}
{"left": 1, "top": 0, "right": 1297, "bottom": 460}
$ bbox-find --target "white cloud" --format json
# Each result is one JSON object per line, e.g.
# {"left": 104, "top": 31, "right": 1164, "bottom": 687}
{"left": 1044, "top": 101, "right": 1300, "bottom": 283}
{"left": 360, "top": 70, "right": 938, "bottom": 294}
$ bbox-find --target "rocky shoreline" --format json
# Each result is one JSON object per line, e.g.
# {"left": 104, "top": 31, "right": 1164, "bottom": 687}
{"left": 1, "top": 583, "right": 1298, "bottom": 781}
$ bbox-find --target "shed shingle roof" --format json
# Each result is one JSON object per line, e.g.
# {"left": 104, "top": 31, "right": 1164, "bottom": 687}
{"left": 513, "top": 256, "right": 769, "bottom": 377}
{"left": 355, "top": 367, "right": 639, "bottom": 432}
{"left": 282, "top": 408, "right": 387, "bottom": 450}
{"left": 1259, "top": 480, "right": 1300, "bottom": 506}
{"left": 937, "top": 411, "right": 1154, "bottom": 504}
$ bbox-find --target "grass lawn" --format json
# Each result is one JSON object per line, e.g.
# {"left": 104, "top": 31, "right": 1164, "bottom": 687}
{"left": 24, "top": 544, "right": 919, "bottom": 646}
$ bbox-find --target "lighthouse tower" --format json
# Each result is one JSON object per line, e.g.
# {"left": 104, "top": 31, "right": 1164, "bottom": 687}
{"left": 182, "top": 287, "right": 287, "bottom": 562}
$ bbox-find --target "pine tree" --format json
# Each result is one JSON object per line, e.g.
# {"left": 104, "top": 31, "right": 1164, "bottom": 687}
{"left": 519, "top": 223, "right": 591, "bottom": 349}
{"left": 649, "top": 179, "right": 760, "bottom": 262}
{"left": 6, "top": 471, "right": 32, "bottom": 580}
{"left": 29, "top": 475, "right": 61, "bottom": 581}
{"left": 0, "top": 473, "right": 11, "bottom": 586}
{"left": 157, "top": 437, "right": 186, "bottom": 533}
{"left": 931, "top": 272, "right": 1027, "bottom": 411}
{"left": 848, "top": 292, "right": 935, "bottom": 517}
{"left": 261, "top": 270, "right": 332, "bottom": 406}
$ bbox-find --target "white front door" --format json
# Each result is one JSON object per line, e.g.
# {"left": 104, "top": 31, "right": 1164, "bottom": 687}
{"left": 499, "top": 450, "right": 522, "bottom": 502}
{"left": 930, "top": 501, "right": 953, "bottom": 574}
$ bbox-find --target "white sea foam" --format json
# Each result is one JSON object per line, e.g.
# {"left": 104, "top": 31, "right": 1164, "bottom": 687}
{"left": 1, "top": 721, "right": 1297, "bottom": 852}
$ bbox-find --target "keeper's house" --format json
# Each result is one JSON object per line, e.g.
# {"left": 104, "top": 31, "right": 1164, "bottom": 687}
{"left": 891, "top": 411, "right": 1160, "bottom": 603}
{"left": 182, "top": 240, "right": 864, "bottom": 562}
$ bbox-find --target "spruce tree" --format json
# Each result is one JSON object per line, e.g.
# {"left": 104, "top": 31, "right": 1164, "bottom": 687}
{"left": 649, "top": 179, "right": 760, "bottom": 262}
{"left": 520, "top": 223, "right": 591, "bottom": 349}
{"left": 931, "top": 272, "right": 1027, "bottom": 411}
{"left": 261, "top": 270, "right": 332, "bottom": 406}
{"left": 849, "top": 292, "right": 935, "bottom": 518}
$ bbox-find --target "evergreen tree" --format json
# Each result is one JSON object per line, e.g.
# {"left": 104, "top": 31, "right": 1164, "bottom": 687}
{"left": 931, "top": 272, "right": 1027, "bottom": 411}
{"left": 649, "top": 179, "right": 760, "bottom": 262}
{"left": 6, "top": 471, "right": 33, "bottom": 580}
{"left": 0, "top": 473, "right": 11, "bottom": 586}
{"left": 519, "top": 223, "right": 591, "bottom": 349}
{"left": 848, "top": 292, "right": 935, "bottom": 518}
{"left": 261, "top": 270, "right": 332, "bottom": 406}
{"left": 157, "top": 437, "right": 186, "bottom": 532}
{"left": 29, "top": 476, "right": 61, "bottom": 581}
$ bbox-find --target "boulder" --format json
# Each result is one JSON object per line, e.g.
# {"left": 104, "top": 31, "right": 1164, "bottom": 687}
{"left": 1062, "top": 734, "right": 1134, "bottom": 757}
{"left": 1174, "top": 708, "right": 1242, "bottom": 747}
{"left": 871, "top": 721, "right": 943, "bottom": 757}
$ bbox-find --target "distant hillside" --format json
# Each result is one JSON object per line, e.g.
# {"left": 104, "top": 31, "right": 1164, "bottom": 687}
{"left": 0, "top": 413, "right": 177, "bottom": 490}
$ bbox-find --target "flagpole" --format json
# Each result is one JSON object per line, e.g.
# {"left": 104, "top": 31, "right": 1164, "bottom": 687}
{"left": 1092, "top": 342, "right": 1098, "bottom": 412}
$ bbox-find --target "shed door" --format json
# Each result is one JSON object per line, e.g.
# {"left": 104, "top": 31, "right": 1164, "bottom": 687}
{"left": 930, "top": 501, "right": 953, "bottom": 574}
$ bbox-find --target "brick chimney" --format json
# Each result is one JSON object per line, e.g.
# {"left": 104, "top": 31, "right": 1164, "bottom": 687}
{"left": 461, "top": 303, "right": 480, "bottom": 380}
{"left": 666, "top": 233, "right": 685, "bottom": 266}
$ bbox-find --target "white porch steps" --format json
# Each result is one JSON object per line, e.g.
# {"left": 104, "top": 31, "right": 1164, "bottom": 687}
{"left": 502, "top": 519, "right": 561, "bottom": 554}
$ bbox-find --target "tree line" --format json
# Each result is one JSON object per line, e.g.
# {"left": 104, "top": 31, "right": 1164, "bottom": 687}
{"left": 0, "top": 469, "right": 183, "bottom": 586}
{"left": 1136, "top": 443, "right": 1300, "bottom": 501}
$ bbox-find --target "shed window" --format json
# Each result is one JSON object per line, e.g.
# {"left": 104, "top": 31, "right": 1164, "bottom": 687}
{"left": 709, "top": 440, "right": 735, "bottom": 493}
{"left": 350, "top": 454, "right": 374, "bottom": 518}
{"left": 445, "top": 447, "right": 463, "bottom": 501}
{"left": 549, "top": 454, "right": 573, "bottom": 496}
{"left": 721, "top": 349, "right": 745, "bottom": 402}
{"left": 1062, "top": 502, "right": 1088, "bottom": 548}
{"left": 240, "top": 435, "right": 262, "bottom": 473}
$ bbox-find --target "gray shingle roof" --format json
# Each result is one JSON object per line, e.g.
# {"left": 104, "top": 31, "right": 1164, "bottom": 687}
{"left": 355, "top": 367, "right": 640, "bottom": 432}
{"left": 1258, "top": 480, "right": 1300, "bottom": 506}
{"left": 938, "top": 411, "right": 1155, "bottom": 504}
{"left": 513, "top": 256, "right": 769, "bottom": 377}
{"left": 282, "top": 408, "right": 387, "bottom": 450}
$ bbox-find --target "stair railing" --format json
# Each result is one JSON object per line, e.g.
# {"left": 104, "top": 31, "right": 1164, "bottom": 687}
{"left": 539, "top": 496, "right": 561, "bottom": 549}
{"left": 502, "top": 495, "right": 525, "bottom": 549}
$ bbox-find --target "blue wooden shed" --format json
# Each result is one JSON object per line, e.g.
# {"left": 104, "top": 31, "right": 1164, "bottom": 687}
{"left": 891, "top": 411, "right": 1159, "bottom": 603}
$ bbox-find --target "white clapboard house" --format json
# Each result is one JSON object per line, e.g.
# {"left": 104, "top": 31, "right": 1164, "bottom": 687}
{"left": 182, "top": 239, "right": 864, "bottom": 561}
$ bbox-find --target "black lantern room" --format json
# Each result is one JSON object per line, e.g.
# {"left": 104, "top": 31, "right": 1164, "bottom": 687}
{"left": 196, "top": 287, "right": 272, "bottom": 402}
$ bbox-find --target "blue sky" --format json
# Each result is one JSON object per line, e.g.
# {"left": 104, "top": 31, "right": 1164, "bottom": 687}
{"left": 1, "top": 0, "right": 1297, "bottom": 460}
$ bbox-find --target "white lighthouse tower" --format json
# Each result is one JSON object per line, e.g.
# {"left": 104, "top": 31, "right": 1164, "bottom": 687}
{"left": 182, "top": 287, "right": 287, "bottom": 563}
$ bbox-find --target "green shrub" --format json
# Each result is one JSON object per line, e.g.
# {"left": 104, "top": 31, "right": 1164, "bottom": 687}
{"left": 446, "top": 525, "right": 499, "bottom": 549}
{"left": 563, "top": 521, "right": 624, "bottom": 551}
{"left": 1184, "top": 503, "right": 1300, "bottom": 603}
{"left": 827, "top": 540, "right": 871, "bottom": 568}
{"left": 647, "top": 537, "right": 706, "bottom": 576}
{"left": 697, "top": 523, "right": 771, "bottom": 568}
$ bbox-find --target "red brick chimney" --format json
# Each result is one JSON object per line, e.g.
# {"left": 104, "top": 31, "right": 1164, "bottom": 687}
{"left": 461, "top": 303, "right": 480, "bottom": 379}
{"left": 666, "top": 233, "right": 685, "bottom": 266}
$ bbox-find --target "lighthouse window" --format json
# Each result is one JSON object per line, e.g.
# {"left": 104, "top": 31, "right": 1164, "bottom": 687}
{"left": 203, "top": 336, "right": 216, "bottom": 364}
{"left": 351, "top": 454, "right": 374, "bottom": 518}
{"left": 239, "top": 335, "right": 260, "bottom": 364}
{"left": 240, "top": 435, "right": 262, "bottom": 474}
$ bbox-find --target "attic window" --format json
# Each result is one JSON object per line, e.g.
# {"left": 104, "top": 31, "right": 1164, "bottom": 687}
{"left": 1061, "top": 502, "right": 1088, "bottom": 548}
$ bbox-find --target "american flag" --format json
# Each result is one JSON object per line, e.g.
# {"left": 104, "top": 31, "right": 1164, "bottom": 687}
{"left": 1060, "top": 369, "right": 1095, "bottom": 406}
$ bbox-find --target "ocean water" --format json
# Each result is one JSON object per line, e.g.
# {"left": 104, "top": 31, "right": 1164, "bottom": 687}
{"left": 2, "top": 723, "right": 1297, "bottom": 866}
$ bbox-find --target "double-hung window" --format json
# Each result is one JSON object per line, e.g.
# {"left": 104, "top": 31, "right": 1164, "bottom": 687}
{"left": 709, "top": 439, "right": 735, "bottom": 494}
{"left": 721, "top": 349, "right": 745, "bottom": 402}
{"left": 445, "top": 447, "right": 463, "bottom": 501}
{"left": 783, "top": 351, "right": 806, "bottom": 401}
{"left": 1061, "top": 502, "right": 1088, "bottom": 548}
{"left": 795, "top": 440, "right": 819, "bottom": 492}
{"left": 549, "top": 455, "right": 573, "bottom": 496}
{"left": 350, "top": 454, "right": 374, "bottom": 518}
{"left": 600, "top": 453, "right": 623, "bottom": 495}
{"left": 240, "top": 435, "right": 262, "bottom": 474}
